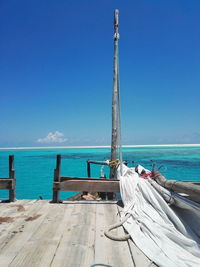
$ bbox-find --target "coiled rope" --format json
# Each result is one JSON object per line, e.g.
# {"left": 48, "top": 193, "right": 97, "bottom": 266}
{"left": 104, "top": 213, "right": 131, "bottom": 241}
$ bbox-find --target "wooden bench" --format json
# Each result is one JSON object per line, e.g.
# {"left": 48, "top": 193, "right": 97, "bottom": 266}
{"left": 0, "top": 155, "right": 16, "bottom": 202}
{"left": 52, "top": 155, "right": 120, "bottom": 203}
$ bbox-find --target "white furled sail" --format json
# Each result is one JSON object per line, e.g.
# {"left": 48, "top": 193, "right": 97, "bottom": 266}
{"left": 118, "top": 165, "right": 200, "bottom": 267}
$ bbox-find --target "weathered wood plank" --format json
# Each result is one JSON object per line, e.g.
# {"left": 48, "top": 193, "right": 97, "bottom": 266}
{"left": 0, "top": 200, "right": 44, "bottom": 246}
{"left": 0, "top": 199, "right": 31, "bottom": 217}
{"left": 95, "top": 204, "right": 134, "bottom": 267}
{"left": 0, "top": 179, "right": 13, "bottom": 189}
{"left": 8, "top": 204, "right": 72, "bottom": 267}
{"left": 65, "top": 192, "right": 83, "bottom": 201}
{"left": 51, "top": 204, "right": 96, "bottom": 267}
{"left": 60, "top": 177, "right": 119, "bottom": 181}
{"left": 62, "top": 200, "right": 118, "bottom": 204}
{"left": 54, "top": 179, "right": 120, "bottom": 192}
{"left": 0, "top": 200, "right": 50, "bottom": 266}
{"left": 0, "top": 201, "right": 143, "bottom": 267}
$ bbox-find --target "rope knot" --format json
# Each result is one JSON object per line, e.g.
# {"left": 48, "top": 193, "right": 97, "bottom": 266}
{"left": 109, "top": 159, "right": 120, "bottom": 168}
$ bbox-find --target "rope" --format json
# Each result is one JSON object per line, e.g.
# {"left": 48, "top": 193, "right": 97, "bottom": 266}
{"left": 109, "top": 159, "right": 120, "bottom": 168}
{"left": 104, "top": 213, "right": 131, "bottom": 241}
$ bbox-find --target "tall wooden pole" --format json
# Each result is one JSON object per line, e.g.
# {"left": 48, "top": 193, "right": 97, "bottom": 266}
{"left": 110, "top": 9, "right": 120, "bottom": 178}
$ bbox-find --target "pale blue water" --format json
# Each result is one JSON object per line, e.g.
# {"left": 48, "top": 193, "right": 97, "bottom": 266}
{"left": 0, "top": 146, "right": 200, "bottom": 200}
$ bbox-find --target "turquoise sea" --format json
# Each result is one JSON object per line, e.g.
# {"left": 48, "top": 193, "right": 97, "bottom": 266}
{"left": 0, "top": 146, "right": 200, "bottom": 200}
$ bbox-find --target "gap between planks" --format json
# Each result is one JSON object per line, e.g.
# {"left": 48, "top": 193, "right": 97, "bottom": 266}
{"left": 0, "top": 201, "right": 146, "bottom": 267}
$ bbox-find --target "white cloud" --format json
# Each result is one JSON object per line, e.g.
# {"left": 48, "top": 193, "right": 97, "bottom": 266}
{"left": 37, "top": 131, "right": 68, "bottom": 143}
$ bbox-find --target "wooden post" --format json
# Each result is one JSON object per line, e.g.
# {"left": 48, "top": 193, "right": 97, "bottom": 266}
{"left": 110, "top": 9, "right": 120, "bottom": 178}
{"left": 87, "top": 161, "right": 91, "bottom": 178}
{"left": 9, "top": 155, "right": 16, "bottom": 202}
{"left": 52, "top": 154, "right": 61, "bottom": 203}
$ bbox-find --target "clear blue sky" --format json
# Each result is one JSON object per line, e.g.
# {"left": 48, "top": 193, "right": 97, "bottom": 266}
{"left": 0, "top": 0, "right": 200, "bottom": 147}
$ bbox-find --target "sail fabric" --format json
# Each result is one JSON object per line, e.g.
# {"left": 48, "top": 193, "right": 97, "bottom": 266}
{"left": 118, "top": 165, "right": 200, "bottom": 267}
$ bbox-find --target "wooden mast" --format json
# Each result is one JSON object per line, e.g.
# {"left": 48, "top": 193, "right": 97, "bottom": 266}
{"left": 110, "top": 9, "right": 120, "bottom": 178}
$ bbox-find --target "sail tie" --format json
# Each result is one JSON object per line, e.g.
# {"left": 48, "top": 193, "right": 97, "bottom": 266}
{"left": 109, "top": 159, "right": 120, "bottom": 168}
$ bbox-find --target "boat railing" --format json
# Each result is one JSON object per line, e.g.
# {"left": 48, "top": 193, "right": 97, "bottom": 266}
{"left": 86, "top": 160, "right": 109, "bottom": 178}
{"left": 52, "top": 155, "right": 120, "bottom": 203}
{"left": 0, "top": 155, "right": 16, "bottom": 202}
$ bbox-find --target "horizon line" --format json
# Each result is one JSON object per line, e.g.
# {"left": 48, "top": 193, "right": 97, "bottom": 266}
{"left": 0, "top": 144, "right": 200, "bottom": 150}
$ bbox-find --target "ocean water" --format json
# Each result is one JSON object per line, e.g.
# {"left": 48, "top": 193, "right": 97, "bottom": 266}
{"left": 0, "top": 146, "right": 200, "bottom": 200}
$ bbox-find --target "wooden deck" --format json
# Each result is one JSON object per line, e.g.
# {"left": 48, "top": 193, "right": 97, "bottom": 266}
{"left": 0, "top": 200, "right": 154, "bottom": 267}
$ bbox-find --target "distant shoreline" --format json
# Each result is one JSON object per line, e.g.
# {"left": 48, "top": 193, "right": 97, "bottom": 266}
{"left": 0, "top": 144, "right": 200, "bottom": 150}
